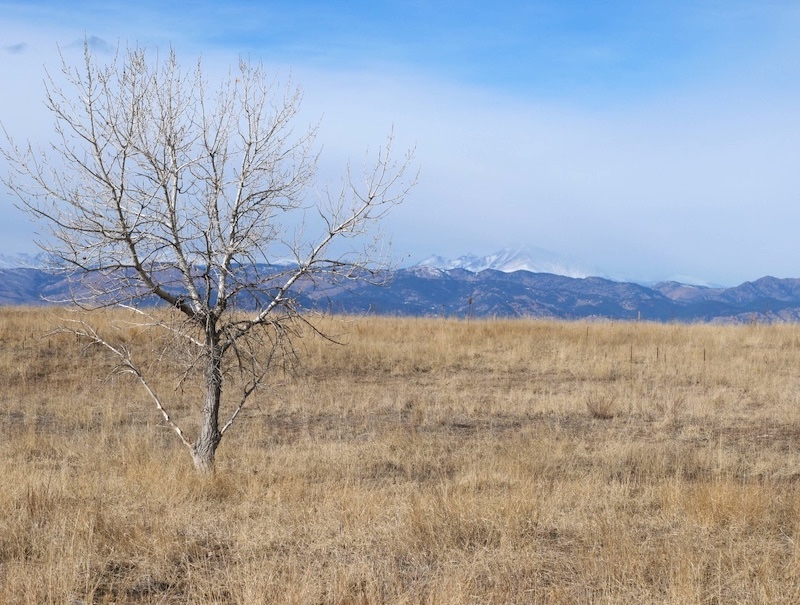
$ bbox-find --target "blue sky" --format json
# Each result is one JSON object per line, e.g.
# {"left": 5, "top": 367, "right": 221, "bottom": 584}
{"left": 2, "top": 1, "right": 800, "bottom": 285}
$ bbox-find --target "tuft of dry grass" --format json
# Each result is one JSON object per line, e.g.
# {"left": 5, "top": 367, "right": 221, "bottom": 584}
{"left": 3, "top": 308, "right": 800, "bottom": 602}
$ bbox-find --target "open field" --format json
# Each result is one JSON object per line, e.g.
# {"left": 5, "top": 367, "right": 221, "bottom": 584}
{"left": 3, "top": 307, "right": 800, "bottom": 603}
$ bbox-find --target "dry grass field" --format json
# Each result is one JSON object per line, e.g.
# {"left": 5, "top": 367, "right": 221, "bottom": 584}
{"left": 3, "top": 306, "right": 800, "bottom": 603}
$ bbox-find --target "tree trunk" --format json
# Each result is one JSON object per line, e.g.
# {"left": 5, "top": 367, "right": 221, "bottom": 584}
{"left": 192, "top": 330, "right": 223, "bottom": 473}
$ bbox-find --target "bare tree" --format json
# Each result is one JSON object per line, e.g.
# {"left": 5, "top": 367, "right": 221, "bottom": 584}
{"left": 1, "top": 43, "right": 415, "bottom": 473}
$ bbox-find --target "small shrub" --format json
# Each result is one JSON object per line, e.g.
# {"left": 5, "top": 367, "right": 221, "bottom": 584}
{"left": 586, "top": 392, "right": 616, "bottom": 419}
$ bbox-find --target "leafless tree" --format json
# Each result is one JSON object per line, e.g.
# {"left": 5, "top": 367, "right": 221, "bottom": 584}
{"left": 1, "top": 43, "right": 415, "bottom": 472}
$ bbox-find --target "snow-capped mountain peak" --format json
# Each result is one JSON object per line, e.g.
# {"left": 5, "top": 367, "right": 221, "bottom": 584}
{"left": 415, "top": 245, "right": 603, "bottom": 279}
{"left": 0, "top": 252, "right": 47, "bottom": 269}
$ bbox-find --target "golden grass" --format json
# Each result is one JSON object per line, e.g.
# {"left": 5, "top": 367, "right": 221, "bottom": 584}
{"left": 3, "top": 307, "right": 800, "bottom": 602}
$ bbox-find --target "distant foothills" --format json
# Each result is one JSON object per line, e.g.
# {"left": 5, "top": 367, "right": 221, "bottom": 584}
{"left": 1, "top": 248, "right": 800, "bottom": 323}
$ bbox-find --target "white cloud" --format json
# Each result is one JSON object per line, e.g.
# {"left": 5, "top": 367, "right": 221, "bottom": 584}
{"left": 284, "top": 63, "right": 800, "bottom": 284}
{"left": 3, "top": 5, "right": 800, "bottom": 285}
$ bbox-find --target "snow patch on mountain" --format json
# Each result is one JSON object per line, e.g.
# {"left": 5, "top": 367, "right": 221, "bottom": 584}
{"left": 0, "top": 252, "right": 47, "bottom": 269}
{"left": 404, "top": 265, "right": 447, "bottom": 279}
{"left": 416, "top": 246, "right": 604, "bottom": 279}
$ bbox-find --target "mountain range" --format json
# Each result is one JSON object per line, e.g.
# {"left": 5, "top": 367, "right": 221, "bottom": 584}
{"left": 1, "top": 248, "right": 799, "bottom": 323}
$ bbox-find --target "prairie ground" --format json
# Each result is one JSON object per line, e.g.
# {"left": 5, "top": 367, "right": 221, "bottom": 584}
{"left": 3, "top": 307, "right": 800, "bottom": 603}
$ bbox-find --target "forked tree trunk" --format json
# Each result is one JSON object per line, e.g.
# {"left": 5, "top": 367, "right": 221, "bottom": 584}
{"left": 191, "top": 333, "right": 223, "bottom": 473}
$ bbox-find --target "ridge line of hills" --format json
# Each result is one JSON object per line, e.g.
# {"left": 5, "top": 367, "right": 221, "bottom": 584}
{"left": 1, "top": 263, "right": 799, "bottom": 323}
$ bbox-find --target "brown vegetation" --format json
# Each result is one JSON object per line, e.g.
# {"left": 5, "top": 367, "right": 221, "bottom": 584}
{"left": 3, "top": 307, "right": 800, "bottom": 603}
